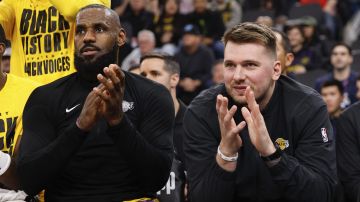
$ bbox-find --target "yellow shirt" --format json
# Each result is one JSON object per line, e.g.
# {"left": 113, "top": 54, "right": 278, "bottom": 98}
{"left": 0, "top": 74, "right": 40, "bottom": 155}
{"left": 0, "top": 0, "right": 110, "bottom": 84}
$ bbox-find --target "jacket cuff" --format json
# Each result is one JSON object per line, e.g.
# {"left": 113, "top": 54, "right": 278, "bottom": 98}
{"left": 213, "top": 160, "right": 237, "bottom": 181}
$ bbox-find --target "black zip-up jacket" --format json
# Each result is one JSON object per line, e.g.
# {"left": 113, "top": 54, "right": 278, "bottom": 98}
{"left": 337, "top": 101, "right": 360, "bottom": 202}
{"left": 17, "top": 72, "right": 174, "bottom": 201}
{"left": 183, "top": 76, "right": 337, "bottom": 202}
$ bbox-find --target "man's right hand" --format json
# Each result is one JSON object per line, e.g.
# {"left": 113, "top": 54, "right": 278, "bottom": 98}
{"left": 215, "top": 94, "right": 246, "bottom": 172}
{"left": 76, "top": 86, "right": 104, "bottom": 131}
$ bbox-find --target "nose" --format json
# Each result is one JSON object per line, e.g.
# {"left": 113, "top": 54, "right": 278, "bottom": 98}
{"left": 83, "top": 30, "right": 96, "bottom": 43}
{"left": 233, "top": 65, "right": 246, "bottom": 81}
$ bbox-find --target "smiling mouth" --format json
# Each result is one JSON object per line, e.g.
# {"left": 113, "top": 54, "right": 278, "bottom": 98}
{"left": 233, "top": 85, "right": 247, "bottom": 94}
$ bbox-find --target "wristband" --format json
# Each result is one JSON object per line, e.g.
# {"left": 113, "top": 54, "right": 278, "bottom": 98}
{"left": 260, "top": 147, "right": 282, "bottom": 162}
{"left": 0, "top": 151, "right": 11, "bottom": 176}
{"left": 217, "top": 146, "right": 238, "bottom": 162}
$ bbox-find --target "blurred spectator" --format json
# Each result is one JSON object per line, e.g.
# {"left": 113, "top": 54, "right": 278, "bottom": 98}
{"left": 256, "top": 15, "right": 273, "bottom": 28}
{"left": 323, "top": 0, "right": 343, "bottom": 41}
{"left": 140, "top": 53, "right": 187, "bottom": 202}
{"left": 153, "top": 0, "right": 187, "bottom": 54}
{"left": 320, "top": 80, "right": 344, "bottom": 128}
{"left": 315, "top": 43, "right": 358, "bottom": 107}
{"left": 122, "top": 30, "right": 159, "bottom": 71}
{"left": 175, "top": 24, "right": 215, "bottom": 104}
{"left": 209, "top": 0, "right": 242, "bottom": 31}
{"left": 187, "top": 0, "right": 225, "bottom": 58}
{"left": 179, "top": 0, "right": 194, "bottom": 15}
{"left": 1, "top": 47, "right": 10, "bottom": 73}
{"left": 121, "top": 0, "right": 154, "bottom": 41}
{"left": 343, "top": 10, "right": 360, "bottom": 46}
{"left": 207, "top": 59, "right": 224, "bottom": 87}
{"left": 272, "top": 29, "right": 294, "bottom": 75}
{"left": 300, "top": 16, "right": 335, "bottom": 70}
{"left": 286, "top": 25, "right": 321, "bottom": 74}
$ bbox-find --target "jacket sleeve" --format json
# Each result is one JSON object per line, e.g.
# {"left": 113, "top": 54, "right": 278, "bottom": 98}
{"left": 183, "top": 108, "right": 237, "bottom": 202}
{"left": 0, "top": 0, "right": 16, "bottom": 40}
{"left": 267, "top": 101, "right": 337, "bottom": 202}
{"left": 50, "top": 0, "right": 111, "bottom": 22}
{"left": 108, "top": 86, "right": 174, "bottom": 193}
{"left": 337, "top": 106, "right": 360, "bottom": 201}
{"left": 16, "top": 88, "right": 88, "bottom": 196}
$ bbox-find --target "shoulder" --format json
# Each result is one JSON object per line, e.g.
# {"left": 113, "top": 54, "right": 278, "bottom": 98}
{"left": 279, "top": 76, "right": 325, "bottom": 110}
{"left": 27, "top": 73, "right": 75, "bottom": 103}
{"left": 124, "top": 71, "right": 172, "bottom": 101}
{"left": 188, "top": 84, "right": 224, "bottom": 113}
{"left": 341, "top": 101, "right": 360, "bottom": 120}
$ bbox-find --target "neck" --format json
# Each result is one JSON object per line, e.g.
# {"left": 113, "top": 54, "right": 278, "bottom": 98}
{"left": 171, "top": 89, "right": 179, "bottom": 116}
{"left": 331, "top": 109, "right": 342, "bottom": 118}
{"left": 334, "top": 66, "right": 350, "bottom": 81}
{"left": 258, "top": 82, "right": 276, "bottom": 111}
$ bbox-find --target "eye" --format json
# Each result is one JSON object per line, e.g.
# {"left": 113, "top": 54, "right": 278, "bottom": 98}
{"left": 75, "top": 27, "right": 85, "bottom": 35}
{"left": 150, "top": 71, "right": 161, "bottom": 77}
{"left": 95, "top": 26, "right": 104, "bottom": 33}
{"left": 224, "top": 62, "right": 236, "bottom": 69}
{"left": 243, "top": 62, "right": 257, "bottom": 69}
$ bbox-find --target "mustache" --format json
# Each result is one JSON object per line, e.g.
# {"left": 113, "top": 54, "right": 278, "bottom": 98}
{"left": 80, "top": 44, "right": 101, "bottom": 53}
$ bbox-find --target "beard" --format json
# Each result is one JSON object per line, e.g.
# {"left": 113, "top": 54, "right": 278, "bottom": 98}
{"left": 74, "top": 45, "right": 118, "bottom": 81}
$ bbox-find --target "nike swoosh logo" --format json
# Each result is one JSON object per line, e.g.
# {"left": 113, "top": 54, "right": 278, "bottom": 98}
{"left": 66, "top": 104, "right": 80, "bottom": 113}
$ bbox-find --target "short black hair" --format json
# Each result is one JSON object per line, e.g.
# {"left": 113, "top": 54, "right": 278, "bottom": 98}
{"left": 331, "top": 42, "right": 352, "bottom": 55}
{"left": 140, "top": 52, "right": 180, "bottom": 75}
{"left": 321, "top": 80, "right": 344, "bottom": 95}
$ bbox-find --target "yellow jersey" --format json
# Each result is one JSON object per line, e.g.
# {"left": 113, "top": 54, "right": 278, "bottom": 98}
{"left": 0, "top": 74, "right": 40, "bottom": 156}
{"left": 0, "top": 0, "right": 110, "bottom": 84}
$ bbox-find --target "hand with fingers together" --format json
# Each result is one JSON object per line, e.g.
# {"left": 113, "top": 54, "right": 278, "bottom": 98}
{"left": 241, "top": 86, "right": 276, "bottom": 158}
{"left": 216, "top": 94, "right": 246, "bottom": 171}
{"left": 76, "top": 86, "right": 104, "bottom": 131}
{"left": 94, "top": 64, "right": 126, "bottom": 126}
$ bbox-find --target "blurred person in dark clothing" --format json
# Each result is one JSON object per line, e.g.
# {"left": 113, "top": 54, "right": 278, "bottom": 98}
{"left": 315, "top": 42, "right": 358, "bottom": 107}
{"left": 140, "top": 52, "right": 187, "bottom": 202}
{"left": 174, "top": 24, "right": 215, "bottom": 104}
{"left": 187, "top": 0, "right": 225, "bottom": 58}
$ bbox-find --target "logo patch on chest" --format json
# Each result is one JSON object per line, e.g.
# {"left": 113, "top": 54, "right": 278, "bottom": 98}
{"left": 275, "top": 138, "right": 289, "bottom": 150}
{"left": 122, "top": 101, "right": 134, "bottom": 112}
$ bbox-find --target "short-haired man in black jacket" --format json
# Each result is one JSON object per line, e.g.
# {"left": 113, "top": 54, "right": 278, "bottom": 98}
{"left": 183, "top": 22, "right": 337, "bottom": 202}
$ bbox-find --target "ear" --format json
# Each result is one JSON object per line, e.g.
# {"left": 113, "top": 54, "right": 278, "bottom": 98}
{"left": 117, "top": 28, "right": 126, "bottom": 47}
{"left": 285, "top": 53, "right": 294, "bottom": 67}
{"left": 272, "top": 60, "right": 281, "bottom": 80}
{"left": 170, "top": 73, "right": 179, "bottom": 88}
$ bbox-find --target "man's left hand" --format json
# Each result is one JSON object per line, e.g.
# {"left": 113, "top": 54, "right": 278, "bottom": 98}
{"left": 241, "top": 87, "right": 276, "bottom": 157}
{"left": 94, "top": 64, "right": 125, "bottom": 126}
